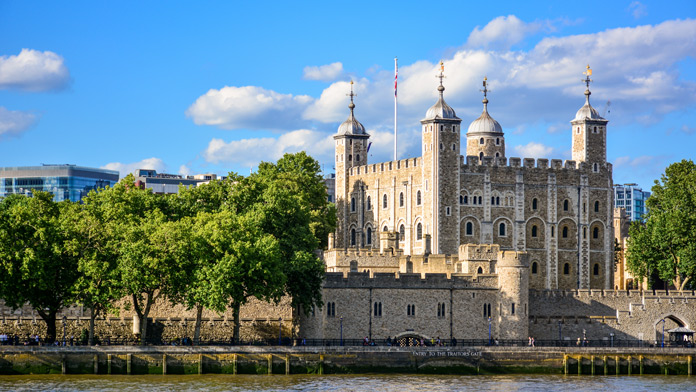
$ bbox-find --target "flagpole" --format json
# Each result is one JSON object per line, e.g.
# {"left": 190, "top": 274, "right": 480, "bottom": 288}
{"left": 394, "top": 57, "right": 398, "bottom": 162}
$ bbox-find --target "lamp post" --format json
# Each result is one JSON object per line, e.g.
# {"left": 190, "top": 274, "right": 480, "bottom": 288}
{"left": 610, "top": 333, "right": 614, "bottom": 347}
{"left": 278, "top": 317, "right": 282, "bottom": 345}
{"left": 340, "top": 316, "right": 343, "bottom": 346}
{"left": 558, "top": 321, "right": 562, "bottom": 344}
{"left": 488, "top": 317, "right": 492, "bottom": 346}
{"left": 658, "top": 318, "right": 666, "bottom": 348}
{"left": 62, "top": 316, "right": 67, "bottom": 347}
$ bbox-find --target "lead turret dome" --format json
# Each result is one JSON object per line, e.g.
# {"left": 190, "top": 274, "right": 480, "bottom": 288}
{"left": 467, "top": 98, "right": 503, "bottom": 135}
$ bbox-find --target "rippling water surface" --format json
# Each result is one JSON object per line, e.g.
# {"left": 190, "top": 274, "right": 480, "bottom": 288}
{"left": 0, "top": 374, "right": 694, "bottom": 392}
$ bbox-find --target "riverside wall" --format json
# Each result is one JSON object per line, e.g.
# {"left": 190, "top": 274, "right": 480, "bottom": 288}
{"left": 0, "top": 346, "right": 694, "bottom": 375}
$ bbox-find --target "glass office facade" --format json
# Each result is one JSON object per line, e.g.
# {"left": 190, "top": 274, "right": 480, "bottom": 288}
{"left": 613, "top": 183, "right": 651, "bottom": 222}
{"left": 0, "top": 165, "right": 119, "bottom": 202}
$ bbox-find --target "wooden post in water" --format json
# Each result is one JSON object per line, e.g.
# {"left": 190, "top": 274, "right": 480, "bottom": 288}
{"left": 639, "top": 355, "right": 643, "bottom": 375}
{"left": 603, "top": 356, "right": 608, "bottom": 376}
{"left": 285, "top": 355, "right": 290, "bottom": 375}
{"left": 107, "top": 354, "right": 112, "bottom": 375}
{"left": 267, "top": 354, "right": 272, "bottom": 375}
{"left": 198, "top": 354, "right": 203, "bottom": 375}
{"left": 233, "top": 354, "right": 237, "bottom": 375}
{"left": 94, "top": 354, "right": 98, "bottom": 375}
{"left": 162, "top": 354, "right": 167, "bottom": 375}
{"left": 627, "top": 356, "right": 632, "bottom": 376}
{"left": 126, "top": 354, "right": 132, "bottom": 375}
{"left": 577, "top": 356, "right": 582, "bottom": 375}
{"left": 61, "top": 355, "right": 66, "bottom": 375}
{"left": 319, "top": 354, "right": 324, "bottom": 375}
{"left": 591, "top": 356, "right": 595, "bottom": 375}
{"left": 615, "top": 356, "right": 620, "bottom": 375}
{"left": 689, "top": 356, "right": 692, "bottom": 376}
{"left": 563, "top": 354, "right": 568, "bottom": 375}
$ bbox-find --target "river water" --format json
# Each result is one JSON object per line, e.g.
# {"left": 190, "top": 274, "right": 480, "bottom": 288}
{"left": 0, "top": 374, "right": 694, "bottom": 392}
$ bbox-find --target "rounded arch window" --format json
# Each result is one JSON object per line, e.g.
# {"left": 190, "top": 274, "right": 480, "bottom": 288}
{"left": 594, "top": 201, "right": 599, "bottom": 212}
{"left": 531, "top": 225, "right": 538, "bottom": 238}
{"left": 532, "top": 198, "right": 538, "bottom": 210}
{"left": 350, "top": 197, "right": 356, "bottom": 212}
{"left": 562, "top": 226, "right": 569, "bottom": 238}
{"left": 499, "top": 222, "right": 506, "bottom": 236}
{"left": 593, "top": 226, "right": 599, "bottom": 239}
{"left": 495, "top": 152, "right": 500, "bottom": 158}
{"left": 496, "top": 137, "right": 500, "bottom": 145}
{"left": 563, "top": 200, "right": 569, "bottom": 211}
{"left": 348, "top": 154, "right": 352, "bottom": 161}
{"left": 479, "top": 137, "right": 484, "bottom": 145}
{"left": 477, "top": 266, "right": 483, "bottom": 274}
{"left": 563, "top": 263, "right": 570, "bottom": 275}
{"left": 466, "top": 221, "right": 473, "bottom": 236}
{"left": 479, "top": 152, "right": 484, "bottom": 160}
{"left": 593, "top": 263, "right": 600, "bottom": 276}
{"left": 452, "top": 143, "right": 456, "bottom": 151}
{"left": 383, "top": 225, "right": 388, "bottom": 232}
{"left": 399, "top": 192, "right": 404, "bottom": 207}
{"left": 366, "top": 227, "right": 372, "bottom": 245}
{"left": 416, "top": 223, "right": 423, "bottom": 240}
{"left": 350, "top": 228, "right": 356, "bottom": 246}
{"left": 356, "top": 154, "right": 360, "bottom": 161}
{"left": 417, "top": 190, "right": 422, "bottom": 205}
{"left": 399, "top": 224, "right": 405, "bottom": 241}
{"left": 531, "top": 262, "right": 538, "bottom": 274}
{"left": 383, "top": 194, "right": 388, "bottom": 209}
{"left": 366, "top": 196, "right": 371, "bottom": 210}
{"left": 440, "top": 143, "right": 444, "bottom": 151}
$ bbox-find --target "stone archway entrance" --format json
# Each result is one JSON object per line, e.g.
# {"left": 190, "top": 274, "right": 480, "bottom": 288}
{"left": 655, "top": 315, "right": 686, "bottom": 346}
{"left": 393, "top": 332, "right": 430, "bottom": 347}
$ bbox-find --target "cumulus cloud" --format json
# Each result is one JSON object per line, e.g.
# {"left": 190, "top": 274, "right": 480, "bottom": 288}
{"left": 0, "top": 107, "right": 39, "bottom": 137}
{"left": 102, "top": 158, "right": 167, "bottom": 178}
{"left": 303, "top": 62, "right": 344, "bottom": 81}
{"left": 0, "top": 49, "right": 70, "bottom": 92}
{"left": 178, "top": 165, "right": 192, "bottom": 177}
{"left": 185, "top": 86, "right": 313, "bottom": 130}
{"left": 628, "top": 2, "right": 647, "bottom": 19}
{"left": 203, "top": 129, "right": 334, "bottom": 167}
{"left": 681, "top": 125, "right": 696, "bottom": 135}
{"left": 513, "top": 142, "right": 554, "bottom": 158}
{"left": 465, "top": 15, "right": 542, "bottom": 50}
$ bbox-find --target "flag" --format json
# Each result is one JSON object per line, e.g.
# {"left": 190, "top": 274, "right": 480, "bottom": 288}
{"left": 394, "top": 58, "right": 398, "bottom": 97}
{"left": 367, "top": 142, "right": 372, "bottom": 153}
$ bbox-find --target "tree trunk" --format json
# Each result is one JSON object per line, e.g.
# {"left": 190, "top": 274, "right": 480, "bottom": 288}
{"left": 36, "top": 309, "right": 58, "bottom": 344}
{"left": 132, "top": 292, "right": 153, "bottom": 345}
{"left": 88, "top": 307, "right": 97, "bottom": 346}
{"left": 194, "top": 305, "right": 203, "bottom": 345}
{"left": 232, "top": 302, "right": 241, "bottom": 344}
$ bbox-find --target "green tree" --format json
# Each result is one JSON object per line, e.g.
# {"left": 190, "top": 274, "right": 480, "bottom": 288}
{"left": 626, "top": 159, "right": 696, "bottom": 292}
{"left": 0, "top": 192, "right": 79, "bottom": 343}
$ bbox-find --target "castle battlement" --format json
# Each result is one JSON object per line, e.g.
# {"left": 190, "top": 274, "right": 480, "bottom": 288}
{"left": 322, "top": 271, "right": 498, "bottom": 289}
{"left": 459, "top": 243, "right": 500, "bottom": 261}
{"left": 348, "top": 157, "right": 422, "bottom": 176}
{"left": 530, "top": 289, "right": 696, "bottom": 299}
{"left": 459, "top": 155, "right": 612, "bottom": 173}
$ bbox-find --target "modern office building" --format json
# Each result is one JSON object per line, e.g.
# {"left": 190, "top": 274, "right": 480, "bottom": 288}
{"left": 133, "top": 169, "right": 218, "bottom": 194}
{"left": 323, "top": 173, "right": 336, "bottom": 203}
{"left": 0, "top": 164, "right": 119, "bottom": 202}
{"left": 613, "top": 183, "right": 650, "bottom": 221}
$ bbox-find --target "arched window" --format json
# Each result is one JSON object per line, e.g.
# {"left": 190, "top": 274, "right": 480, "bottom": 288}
{"left": 583, "top": 227, "right": 587, "bottom": 239}
{"left": 366, "top": 227, "right": 372, "bottom": 245}
{"left": 383, "top": 225, "right": 388, "bottom": 232}
{"left": 478, "top": 196, "right": 482, "bottom": 204}
{"left": 496, "top": 196, "right": 500, "bottom": 205}
{"left": 551, "top": 226, "right": 555, "bottom": 238}
{"left": 366, "top": 196, "right": 371, "bottom": 210}
{"left": 594, "top": 201, "right": 599, "bottom": 212}
{"left": 532, "top": 198, "right": 538, "bottom": 210}
{"left": 350, "top": 197, "right": 356, "bottom": 212}
{"left": 466, "top": 222, "right": 473, "bottom": 236}
{"left": 472, "top": 196, "right": 477, "bottom": 205}
{"left": 348, "top": 154, "right": 352, "bottom": 161}
{"left": 356, "top": 154, "right": 360, "bottom": 161}
{"left": 460, "top": 195, "right": 463, "bottom": 204}
{"left": 593, "top": 263, "right": 600, "bottom": 276}
{"left": 593, "top": 163, "right": 598, "bottom": 172}
{"left": 496, "top": 137, "right": 500, "bottom": 145}
{"left": 531, "top": 225, "right": 538, "bottom": 238}
{"left": 464, "top": 195, "right": 468, "bottom": 204}
{"left": 562, "top": 226, "right": 568, "bottom": 238}
{"left": 563, "top": 263, "right": 570, "bottom": 275}
{"left": 417, "top": 191, "right": 421, "bottom": 205}
{"left": 479, "top": 152, "right": 484, "bottom": 160}
{"left": 399, "top": 224, "right": 405, "bottom": 241}
{"left": 350, "top": 228, "right": 356, "bottom": 246}
{"left": 593, "top": 226, "right": 599, "bottom": 239}
{"left": 499, "top": 222, "right": 506, "bottom": 236}
{"left": 350, "top": 260, "right": 358, "bottom": 272}
{"left": 563, "top": 200, "right": 569, "bottom": 211}
{"left": 383, "top": 194, "right": 388, "bottom": 208}
{"left": 452, "top": 143, "right": 456, "bottom": 151}
{"left": 479, "top": 137, "right": 484, "bottom": 145}
{"left": 416, "top": 223, "right": 422, "bottom": 240}
{"left": 477, "top": 266, "right": 483, "bottom": 274}
{"left": 399, "top": 192, "right": 404, "bottom": 207}
{"left": 495, "top": 152, "right": 500, "bottom": 158}
{"left": 531, "top": 262, "right": 538, "bottom": 274}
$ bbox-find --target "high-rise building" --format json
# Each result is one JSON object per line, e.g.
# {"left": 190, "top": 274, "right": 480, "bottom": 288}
{"left": 613, "top": 183, "right": 650, "bottom": 221}
{"left": 0, "top": 164, "right": 119, "bottom": 202}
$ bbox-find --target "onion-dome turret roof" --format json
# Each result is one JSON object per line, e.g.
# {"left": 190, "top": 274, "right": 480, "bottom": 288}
{"left": 423, "top": 61, "right": 460, "bottom": 121}
{"left": 336, "top": 81, "right": 367, "bottom": 136}
{"left": 467, "top": 77, "right": 503, "bottom": 135}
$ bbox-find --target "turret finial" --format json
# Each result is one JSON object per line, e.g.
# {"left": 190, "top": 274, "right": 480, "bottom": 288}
{"left": 582, "top": 65, "right": 593, "bottom": 103}
{"left": 436, "top": 60, "right": 446, "bottom": 94}
{"left": 347, "top": 80, "right": 356, "bottom": 112}
{"left": 480, "top": 76, "right": 490, "bottom": 110}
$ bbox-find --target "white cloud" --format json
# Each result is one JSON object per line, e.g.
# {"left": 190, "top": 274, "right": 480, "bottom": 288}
{"left": 681, "top": 125, "right": 696, "bottom": 135}
{"left": 0, "top": 107, "right": 39, "bottom": 137}
{"left": 628, "top": 2, "right": 647, "bottom": 19}
{"left": 513, "top": 142, "right": 554, "bottom": 158}
{"left": 613, "top": 155, "right": 655, "bottom": 167}
{"left": 0, "top": 49, "right": 70, "bottom": 92}
{"left": 178, "top": 165, "right": 192, "bottom": 177}
{"left": 185, "top": 86, "right": 313, "bottom": 130}
{"left": 465, "top": 15, "right": 541, "bottom": 50}
{"left": 203, "top": 129, "right": 334, "bottom": 168}
{"left": 303, "top": 62, "right": 344, "bottom": 81}
{"left": 102, "top": 158, "right": 167, "bottom": 178}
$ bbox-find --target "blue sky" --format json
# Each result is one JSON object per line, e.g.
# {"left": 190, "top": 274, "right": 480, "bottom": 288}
{"left": 1, "top": 1, "right": 694, "bottom": 191}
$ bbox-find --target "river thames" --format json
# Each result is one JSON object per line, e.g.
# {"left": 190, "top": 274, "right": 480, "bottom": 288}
{"left": 0, "top": 374, "right": 694, "bottom": 391}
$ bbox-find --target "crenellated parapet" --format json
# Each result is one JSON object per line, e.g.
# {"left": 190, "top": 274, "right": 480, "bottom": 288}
{"left": 322, "top": 271, "right": 498, "bottom": 289}
{"left": 461, "top": 155, "right": 612, "bottom": 173}
{"left": 348, "top": 157, "right": 422, "bottom": 176}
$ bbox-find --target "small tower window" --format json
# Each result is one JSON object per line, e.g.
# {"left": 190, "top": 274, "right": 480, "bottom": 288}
{"left": 480, "top": 138, "right": 484, "bottom": 145}
{"left": 478, "top": 196, "right": 482, "bottom": 204}
{"left": 594, "top": 201, "right": 599, "bottom": 212}
{"left": 593, "top": 163, "right": 599, "bottom": 172}
{"left": 531, "top": 262, "right": 538, "bottom": 274}
{"left": 350, "top": 197, "right": 356, "bottom": 212}
{"left": 499, "top": 222, "right": 506, "bottom": 236}
{"left": 417, "top": 191, "right": 422, "bottom": 205}
{"left": 383, "top": 225, "right": 388, "bottom": 232}
{"left": 495, "top": 152, "right": 500, "bottom": 158}
{"left": 445, "top": 206, "right": 451, "bottom": 216}
{"left": 350, "top": 228, "right": 356, "bottom": 246}
{"left": 356, "top": 154, "right": 360, "bottom": 161}
{"left": 496, "top": 137, "right": 500, "bottom": 145}
{"left": 383, "top": 194, "right": 388, "bottom": 209}
{"left": 464, "top": 195, "right": 468, "bottom": 204}
{"left": 583, "top": 227, "right": 587, "bottom": 239}
{"left": 593, "top": 263, "right": 600, "bottom": 275}
{"left": 531, "top": 225, "right": 538, "bottom": 238}
{"left": 532, "top": 198, "right": 538, "bottom": 210}
{"left": 593, "top": 226, "right": 599, "bottom": 239}
{"left": 452, "top": 143, "right": 456, "bottom": 151}
{"left": 562, "top": 226, "right": 568, "bottom": 238}
{"left": 366, "top": 227, "right": 372, "bottom": 245}
{"left": 466, "top": 222, "right": 473, "bottom": 236}
{"left": 399, "top": 224, "right": 405, "bottom": 240}
{"left": 479, "top": 152, "right": 484, "bottom": 160}
{"left": 348, "top": 154, "right": 352, "bottom": 161}
{"left": 477, "top": 266, "right": 483, "bottom": 274}
{"left": 593, "top": 126, "right": 598, "bottom": 133}
{"left": 440, "top": 143, "right": 444, "bottom": 151}
{"left": 416, "top": 223, "right": 422, "bottom": 240}
{"left": 460, "top": 195, "right": 463, "bottom": 204}
{"left": 563, "top": 200, "right": 569, "bottom": 211}
{"left": 367, "top": 196, "right": 371, "bottom": 210}
{"left": 399, "top": 192, "right": 404, "bottom": 207}
{"left": 551, "top": 226, "right": 555, "bottom": 237}
{"left": 563, "top": 263, "right": 570, "bottom": 275}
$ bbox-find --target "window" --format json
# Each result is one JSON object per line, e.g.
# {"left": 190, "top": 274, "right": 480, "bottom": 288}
{"left": 416, "top": 223, "right": 422, "bottom": 240}
{"left": 563, "top": 200, "right": 569, "bottom": 211}
{"left": 562, "top": 226, "right": 568, "bottom": 238}
{"left": 383, "top": 225, "right": 388, "bottom": 232}
{"left": 374, "top": 302, "right": 382, "bottom": 317}
{"left": 472, "top": 196, "right": 477, "bottom": 205}
{"left": 464, "top": 195, "right": 468, "bottom": 204}
{"left": 583, "top": 227, "right": 587, "bottom": 239}
{"left": 532, "top": 198, "right": 538, "bottom": 210}
{"left": 445, "top": 206, "right": 451, "bottom": 216}
{"left": 593, "top": 263, "right": 600, "bottom": 276}
{"left": 452, "top": 144, "right": 456, "bottom": 151}
{"left": 437, "top": 303, "right": 446, "bottom": 318}
{"left": 563, "top": 263, "right": 570, "bottom": 275}
{"left": 367, "top": 196, "right": 371, "bottom": 210}
{"left": 383, "top": 194, "right": 388, "bottom": 209}
{"left": 350, "top": 260, "right": 358, "bottom": 272}
{"left": 593, "top": 227, "right": 599, "bottom": 239}
{"left": 499, "top": 222, "right": 506, "bottom": 236}
{"left": 479, "top": 152, "right": 484, "bottom": 160}
{"left": 531, "top": 225, "right": 538, "bottom": 238}
{"left": 356, "top": 154, "right": 360, "bottom": 161}
{"left": 407, "top": 304, "right": 416, "bottom": 316}
{"left": 593, "top": 163, "right": 598, "bottom": 172}
{"left": 496, "top": 196, "right": 500, "bottom": 205}
{"left": 594, "top": 201, "right": 599, "bottom": 212}
{"left": 551, "top": 226, "right": 555, "bottom": 238}
{"left": 348, "top": 154, "right": 352, "bottom": 161}
{"left": 495, "top": 152, "right": 500, "bottom": 158}
{"left": 417, "top": 191, "right": 421, "bottom": 205}
{"left": 496, "top": 137, "right": 500, "bottom": 145}
{"left": 350, "top": 229, "right": 356, "bottom": 246}
{"left": 466, "top": 222, "right": 473, "bottom": 236}
{"left": 479, "top": 196, "right": 482, "bottom": 204}
{"left": 483, "top": 303, "right": 487, "bottom": 317}
{"left": 477, "top": 266, "right": 483, "bottom": 274}
{"left": 399, "top": 224, "right": 405, "bottom": 241}
{"left": 532, "top": 262, "right": 538, "bottom": 274}
{"left": 483, "top": 303, "right": 491, "bottom": 318}
{"left": 351, "top": 197, "right": 356, "bottom": 212}
{"left": 460, "top": 195, "right": 464, "bottom": 204}
{"left": 512, "top": 303, "right": 515, "bottom": 315}
{"left": 366, "top": 227, "right": 372, "bottom": 245}
{"left": 399, "top": 192, "right": 404, "bottom": 207}
{"left": 479, "top": 137, "right": 484, "bottom": 145}
{"left": 440, "top": 143, "right": 444, "bottom": 151}
{"left": 327, "top": 302, "right": 336, "bottom": 317}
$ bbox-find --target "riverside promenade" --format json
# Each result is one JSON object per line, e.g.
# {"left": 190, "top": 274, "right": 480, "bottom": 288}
{"left": 0, "top": 345, "right": 694, "bottom": 376}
